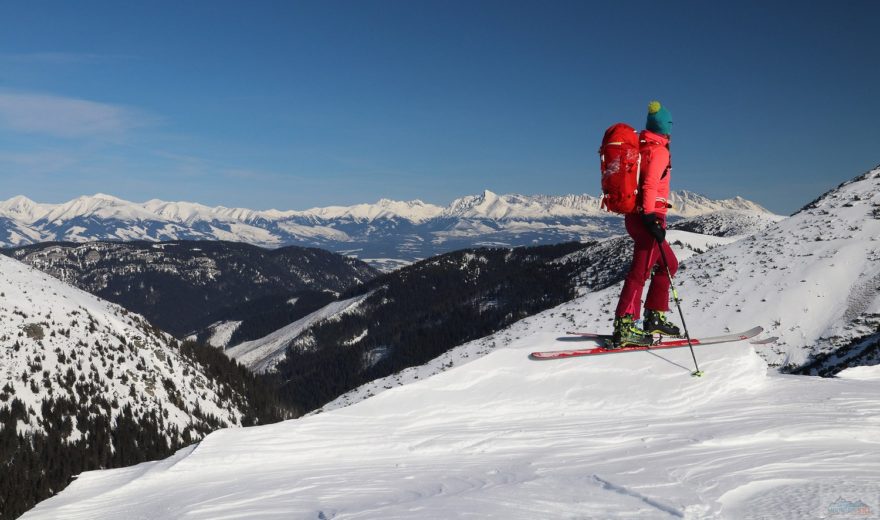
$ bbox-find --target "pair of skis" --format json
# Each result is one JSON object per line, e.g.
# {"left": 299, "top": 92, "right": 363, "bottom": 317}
{"left": 529, "top": 325, "right": 775, "bottom": 361}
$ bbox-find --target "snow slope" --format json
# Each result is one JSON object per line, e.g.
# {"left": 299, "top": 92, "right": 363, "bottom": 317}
{"left": 22, "top": 291, "right": 880, "bottom": 519}
{"left": 669, "top": 209, "right": 785, "bottom": 237}
{"left": 224, "top": 292, "right": 373, "bottom": 373}
{"left": 675, "top": 168, "right": 880, "bottom": 370}
{"left": 203, "top": 320, "right": 242, "bottom": 349}
{"left": 0, "top": 254, "right": 248, "bottom": 441}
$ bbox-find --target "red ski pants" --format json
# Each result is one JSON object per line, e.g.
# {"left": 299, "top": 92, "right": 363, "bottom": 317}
{"left": 615, "top": 213, "right": 678, "bottom": 319}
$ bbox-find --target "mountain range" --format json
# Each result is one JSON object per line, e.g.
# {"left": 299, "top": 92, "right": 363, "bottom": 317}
{"left": 0, "top": 190, "right": 772, "bottom": 269}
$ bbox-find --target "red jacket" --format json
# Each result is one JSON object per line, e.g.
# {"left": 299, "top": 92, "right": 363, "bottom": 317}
{"left": 639, "top": 130, "right": 671, "bottom": 215}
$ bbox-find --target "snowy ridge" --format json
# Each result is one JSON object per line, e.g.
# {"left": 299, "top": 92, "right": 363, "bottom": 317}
{"left": 0, "top": 254, "right": 248, "bottom": 441}
{"left": 300, "top": 198, "right": 444, "bottom": 223}
{"left": 667, "top": 190, "right": 768, "bottom": 217}
{"left": 442, "top": 189, "right": 769, "bottom": 220}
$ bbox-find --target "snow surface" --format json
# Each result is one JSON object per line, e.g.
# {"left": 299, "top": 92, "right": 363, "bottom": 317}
{"left": 22, "top": 291, "right": 880, "bottom": 519}
{"left": 836, "top": 364, "right": 880, "bottom": 381}
{"left": 669, "top": 209, "right": 786, "bottom": 237}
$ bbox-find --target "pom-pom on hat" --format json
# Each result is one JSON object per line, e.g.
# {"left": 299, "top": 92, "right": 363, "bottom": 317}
{"left": 646, "top": 100, "right": 672, "bottom": 136}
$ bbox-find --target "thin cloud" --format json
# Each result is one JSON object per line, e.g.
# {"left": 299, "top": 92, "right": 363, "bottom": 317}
{"left": 0, "top": 91, "right": 154, "bottom": 139}
{"left": 0, "top": 150, "right": 80, "bottom": 175}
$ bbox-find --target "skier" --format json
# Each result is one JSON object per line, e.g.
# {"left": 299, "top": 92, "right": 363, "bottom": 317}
{"left": 611, "top": 101, "right": 682, "bottom": 348}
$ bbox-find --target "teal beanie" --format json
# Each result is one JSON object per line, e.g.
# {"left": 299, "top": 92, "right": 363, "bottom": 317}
{"left": 646, "top": 101, "right": 672, "bottom": 135}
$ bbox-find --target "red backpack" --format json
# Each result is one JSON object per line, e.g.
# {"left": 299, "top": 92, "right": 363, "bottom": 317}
{"left": 598, "top": 123, "right": 641, "bottom": 214}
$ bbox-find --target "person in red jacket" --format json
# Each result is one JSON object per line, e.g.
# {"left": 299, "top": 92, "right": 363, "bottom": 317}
{"left": 612, "top": 101, "right": 681, "bottom": 348}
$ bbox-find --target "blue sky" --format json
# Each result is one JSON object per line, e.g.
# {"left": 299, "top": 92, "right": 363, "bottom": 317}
{"left": 0, "top": 0, "right": 877, "bottom": 213}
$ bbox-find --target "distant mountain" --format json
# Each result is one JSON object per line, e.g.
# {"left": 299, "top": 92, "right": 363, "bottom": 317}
{"left": 0, "top": 254, "right": 288, "bottom": 519}
{"left": 0, "top": 191, "right": 774, "bottom": 269}
{"left": 3, "top": 241, "right": 377, "bottom": 338}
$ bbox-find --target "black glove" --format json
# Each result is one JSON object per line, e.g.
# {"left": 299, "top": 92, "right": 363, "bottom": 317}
{"left": 641, "top": 212, "right": 666, "bottom": 243}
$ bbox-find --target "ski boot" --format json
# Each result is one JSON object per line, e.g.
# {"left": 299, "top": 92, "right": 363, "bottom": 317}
{"left": 610, "top": 314, "right": 654, "bottom": 349}
{"left": 643, "top": 310, "right": 681, "bottom": 337}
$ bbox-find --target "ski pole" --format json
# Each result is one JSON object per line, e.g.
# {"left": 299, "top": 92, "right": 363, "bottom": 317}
{"left": 656, "top": 240, "right": 703, "bottom": 377}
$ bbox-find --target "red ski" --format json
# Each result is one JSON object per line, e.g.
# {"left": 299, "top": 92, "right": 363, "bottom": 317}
{"left": 531, "top": 326, "right": 768, "bottom": 360}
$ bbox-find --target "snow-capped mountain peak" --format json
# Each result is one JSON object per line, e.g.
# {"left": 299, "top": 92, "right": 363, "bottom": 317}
{"left": 300, "top": 198, "right": 445, "bottom": 223}
{"left": 0, "top": 195, "right": 43, "bottom": 222}
{"left": 143, "top": 199, "right": 228, "bottom": 224}
{"left": 90, "top": 192, "right": 125, "bottom": 201}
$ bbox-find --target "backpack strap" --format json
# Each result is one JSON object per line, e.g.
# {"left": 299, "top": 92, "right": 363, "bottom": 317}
{"left": 662, "top": 141, "right": 671, "bottom": 180}
{"left": 640, "top": 133, "right": 672, "bottom": 183}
